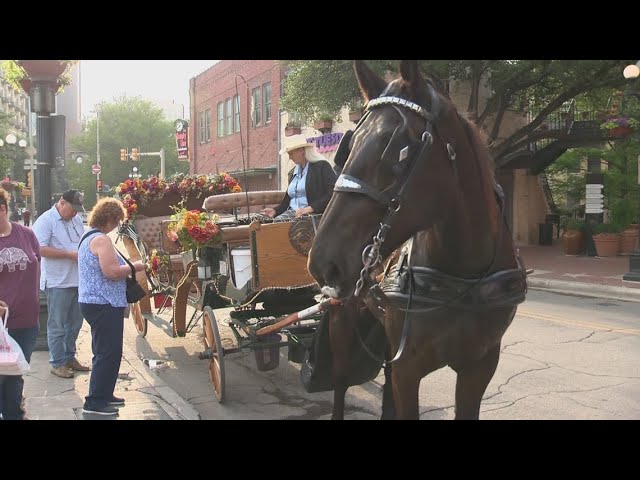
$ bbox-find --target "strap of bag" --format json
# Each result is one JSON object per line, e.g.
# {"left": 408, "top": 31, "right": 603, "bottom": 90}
{"left": 78, "top": 229, "right": 100, "bottom": 248}
{"left": 114, "top": 247, "right": 137, "bottom": 278}
{"left": 1, "top": 306, "right": 7, "bottom": 329}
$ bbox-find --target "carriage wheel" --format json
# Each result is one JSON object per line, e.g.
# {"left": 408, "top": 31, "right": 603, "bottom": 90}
{"left": 130, "top": 301, "right": 148, "bottom": 337}
{"left": 202, "top": 306, "right": 226, "bottom": 403}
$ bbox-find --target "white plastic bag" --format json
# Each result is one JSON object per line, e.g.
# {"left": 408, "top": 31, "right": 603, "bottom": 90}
{"left": 0, "top": 307, "right": 31, "bottom": 376}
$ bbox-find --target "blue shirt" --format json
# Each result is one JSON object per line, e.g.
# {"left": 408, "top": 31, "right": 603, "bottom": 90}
{"left": 32, "top": 205, "right": 84, "bottom": 290}
{"left": 287, "top": 163, "right": 309, "bottom": 210}
{"left": 78, "top": 232, "right": 127, "bottom": 308}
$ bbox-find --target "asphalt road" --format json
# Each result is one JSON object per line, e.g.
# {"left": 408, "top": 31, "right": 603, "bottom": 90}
{"left": 124, "top": 289, "right": 640, "bottom": 420}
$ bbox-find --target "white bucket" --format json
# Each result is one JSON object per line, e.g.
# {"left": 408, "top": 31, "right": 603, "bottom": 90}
{"left": 231, "top": 247, "right": 252, "bottom": 289}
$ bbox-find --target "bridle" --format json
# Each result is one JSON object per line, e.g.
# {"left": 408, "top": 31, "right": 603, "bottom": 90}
{"left": 333, "top": 83, "right": 459, "bottom": 297}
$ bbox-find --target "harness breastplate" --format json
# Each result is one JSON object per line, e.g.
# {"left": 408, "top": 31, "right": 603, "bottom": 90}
{"left": 369, "top": 236, "right": 528, "bottom": 312}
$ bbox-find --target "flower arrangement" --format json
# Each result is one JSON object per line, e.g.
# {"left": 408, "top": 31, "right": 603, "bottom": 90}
{"left": 116, "top": 173, "right": 241, "bottom": 220}
{"left": 166, "top": 208, "right": 222, "bottom": 252}
{"left": 600, "top": 115, "right": 639, "bottom": 131}
{"left": 0, "top": 180, "right": 25, "bottom": 193}
{"left": 147, "top": 249, "right": 171, "bottom": 277}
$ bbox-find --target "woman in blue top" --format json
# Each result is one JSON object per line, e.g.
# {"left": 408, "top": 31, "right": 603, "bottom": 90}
{"left": 78, "top": 197, "right": 145, "bottom": 416}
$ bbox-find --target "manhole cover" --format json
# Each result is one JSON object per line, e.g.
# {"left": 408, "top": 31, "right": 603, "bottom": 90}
{"left": 74, "top": 401, "right": 173, "bottom": 420}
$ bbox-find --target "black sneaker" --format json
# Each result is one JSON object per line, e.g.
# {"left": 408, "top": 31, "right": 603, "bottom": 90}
{"left": 82, "top": 405, "right": 119, "bottom": 416}
{"left": 108, "top": 396, "right": 125, "bottom": 406}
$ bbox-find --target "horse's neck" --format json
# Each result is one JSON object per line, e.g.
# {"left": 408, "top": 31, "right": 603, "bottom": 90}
{"left": 413, "top": 179, "right": 515, "bottom": 277}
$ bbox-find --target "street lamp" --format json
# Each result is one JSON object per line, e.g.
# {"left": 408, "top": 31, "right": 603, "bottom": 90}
{"left": 622, "top": 61, "right": 640, "bottom": 282}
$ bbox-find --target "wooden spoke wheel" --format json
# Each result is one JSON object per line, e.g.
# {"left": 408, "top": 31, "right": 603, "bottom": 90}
{"left": 202, "top": 306, "right": 226, "bottom": 403}
{"left": 130, "top": 301, "right": 148, "bottom": 337}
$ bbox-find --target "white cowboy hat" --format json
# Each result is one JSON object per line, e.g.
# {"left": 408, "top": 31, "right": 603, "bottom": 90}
{"left": 279, "top": 134, "right": 314, "bottom": 155}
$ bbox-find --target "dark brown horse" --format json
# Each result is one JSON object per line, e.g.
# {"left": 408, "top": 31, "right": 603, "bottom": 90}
{"left": 309, "top": 60, "right": 527, "bottom": 420}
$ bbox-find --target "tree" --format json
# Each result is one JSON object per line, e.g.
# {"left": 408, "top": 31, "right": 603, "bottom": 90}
{"left": 280, "top": 60, "right": 633, "bottom": 167}
{"left": 0, "top": 111, "right": 12, "bottom": 177}
{"left": 69, "top": 95, "right": 188, "bottom": 209}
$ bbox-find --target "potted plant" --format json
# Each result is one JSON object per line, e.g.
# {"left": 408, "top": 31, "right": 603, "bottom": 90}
{"left": 592, "top": 223, "right": 622, "bottom": 257}
{"left": 561, "top": 218, "right": 585, "bottom": 255}
{"left": 313, "top": 113, "right": 334, "bottom": 132}
{"left": 284, "top": 120, "right": 301, "bottom": 136}
{"left": 600, "top": 115, "right": 638, "bottom": 138}
{"left": 348, "top": 99, "right": 364, "bottom": 123}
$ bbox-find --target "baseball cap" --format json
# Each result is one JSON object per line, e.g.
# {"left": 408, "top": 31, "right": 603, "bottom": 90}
{"left": 62, "top": 190, "right": 85, "bottom": 212}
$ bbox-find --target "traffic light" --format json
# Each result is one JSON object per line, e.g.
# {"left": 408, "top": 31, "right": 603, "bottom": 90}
{"left": 96, "top": 179, "right": 102, "bottom": 192}
{"left": 131, "top": 147, "right": 140, "bottom": 161}
{"left": 120, "top": 148, "right": 128, "bottom": 162}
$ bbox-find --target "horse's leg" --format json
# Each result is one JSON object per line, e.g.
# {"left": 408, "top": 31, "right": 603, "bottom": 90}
{"left": 329, "top": 305, "right": 354, "bottom": 420}
{"left": 452, "top": 344, "right": 501, "bottom": 420}
{"left": 380, "top": 348, "right": 395, "bottom": 420}
{"left": 390, "top": 365, "right": 421, "bottom": 420}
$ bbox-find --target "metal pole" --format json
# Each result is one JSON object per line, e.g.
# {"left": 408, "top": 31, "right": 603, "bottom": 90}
{"left": 160, "top": 147, "right": 165, "bottom": 180}
{"left": 96, "top": 108, "right": 101, "bottom": 199}
{"left": 28, "top": 98, "right": 36, "bottom": 216}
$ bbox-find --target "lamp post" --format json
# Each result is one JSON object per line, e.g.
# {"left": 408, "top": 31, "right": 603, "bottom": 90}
{"left": 622, "top": 61, "right": 640, "bottom": 282}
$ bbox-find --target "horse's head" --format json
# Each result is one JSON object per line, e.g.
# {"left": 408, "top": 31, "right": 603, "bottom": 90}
{"left": 309, "top": 60, "right": 497, "bottom": 300}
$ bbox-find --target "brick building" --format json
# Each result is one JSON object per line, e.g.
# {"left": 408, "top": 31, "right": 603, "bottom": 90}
{"left": 189, "top": 60, "right": 283, "bottom": 192}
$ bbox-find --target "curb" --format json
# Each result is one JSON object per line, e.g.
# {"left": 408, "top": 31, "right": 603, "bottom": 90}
{"left": 527, "top": 277, "right": 640, "bottom": 303}
{"left": 122, "top": 342, "right": 201, "bottom": 420}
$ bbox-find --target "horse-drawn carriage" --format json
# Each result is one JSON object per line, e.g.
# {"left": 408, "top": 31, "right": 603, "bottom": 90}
{"left": 118, "top": 190, "right": 333, "bottom": 402}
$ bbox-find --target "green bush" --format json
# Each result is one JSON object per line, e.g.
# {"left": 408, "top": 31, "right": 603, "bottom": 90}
{"left": 592, "top": 223, "right": 623, "bottom": 234}
{"left": 565, "top": 219, "right": 585, "bottom": 230}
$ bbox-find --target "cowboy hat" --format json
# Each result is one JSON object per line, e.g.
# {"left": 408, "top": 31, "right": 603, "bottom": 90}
{"left": 279, "top": 134, "right": 314, "bottom": 155}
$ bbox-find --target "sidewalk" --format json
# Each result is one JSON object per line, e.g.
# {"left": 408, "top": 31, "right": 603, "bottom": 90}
{"left": 519, "top": 241, "right": 640, "bottom": 303}
{"left": 22, "top": 321, "right": 200, "bottom": 420}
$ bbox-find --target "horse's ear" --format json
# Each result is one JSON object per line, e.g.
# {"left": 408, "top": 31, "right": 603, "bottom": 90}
{"left": 399, "top": 60, "right": 423, "bottom": 87}
{"left": 354, "top": 60, "right": 387, "bottom": 102}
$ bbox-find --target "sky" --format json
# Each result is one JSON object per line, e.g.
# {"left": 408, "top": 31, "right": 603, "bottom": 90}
{"left": 80, "top": 60, "right": 218, "bottom": 118}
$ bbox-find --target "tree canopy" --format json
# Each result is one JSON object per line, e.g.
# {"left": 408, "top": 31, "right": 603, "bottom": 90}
{"left": 69, "top": 95, "right": 188, "bottom": 208}
{"left": 280, "top": 60, "right": 633, "bottom": 167}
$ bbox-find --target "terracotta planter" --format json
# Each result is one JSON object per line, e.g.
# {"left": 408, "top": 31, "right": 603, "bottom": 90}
{"left": 593, "top": 233, "right": 620, "bottom": 257}
{"left": 349, "top": 110, "right": 363, "bottom": 123}
{"left": 609, "top": 126, "right": 631, "bottom": 138}
{"left": 562, "top": 229, "right": 584, "bottom": 255}
{"left": 285, "top": 126, "right": 301, "bottom": 136}
{"left": 620, "top": 228, "right": 639, "bottom": 255}
{"left": 313, "top": 120, "right": 333, "bottom": 131}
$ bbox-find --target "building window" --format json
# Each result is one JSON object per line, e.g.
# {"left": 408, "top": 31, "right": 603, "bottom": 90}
{"left": 233, "top": 94, "right": 240, "bottom": 133}
{"left": 225, "top": 98, "right": 232, "bottom": 135}
{"left": 263, "top": 82, "right": 271, "bottom": 124}
{"left": 217, "top": 102, "right": 224, "bottom": 138}
{"left": 205, "top": 109, "right": 211, "bottom": 142}
{"left": 199, "top": 111, "right": 205, "bottom": 144}
{"left": 252, "top": 87, "right": 261, "bottom": 127}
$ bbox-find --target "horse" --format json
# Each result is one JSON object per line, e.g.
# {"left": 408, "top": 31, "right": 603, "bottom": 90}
{"left": 309, "top": 60, "right": 527, "bottom": 420}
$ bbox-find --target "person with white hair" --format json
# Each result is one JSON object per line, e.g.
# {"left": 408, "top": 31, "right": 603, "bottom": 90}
{"left": 261, "top": 135, "right": 337, "bottom": 222}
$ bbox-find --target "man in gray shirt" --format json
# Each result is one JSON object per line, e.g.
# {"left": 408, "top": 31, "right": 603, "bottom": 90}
{"left": 33, "top": 190, "right": 90, "bottom": 378}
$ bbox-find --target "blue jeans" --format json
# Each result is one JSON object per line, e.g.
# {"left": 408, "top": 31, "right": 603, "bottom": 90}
{"left": 79, "top": 303, "right": 125, "bottom": 409}
{"left": 0, "top": 325, "right": 39, "bottom": 420}
{"left": 46, "top": 287, "right": 84, "bottom": 368}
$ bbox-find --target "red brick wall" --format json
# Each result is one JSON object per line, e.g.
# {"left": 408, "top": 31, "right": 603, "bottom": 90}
{"left": 189, "top": 60, "right": 282, "bottom": 192}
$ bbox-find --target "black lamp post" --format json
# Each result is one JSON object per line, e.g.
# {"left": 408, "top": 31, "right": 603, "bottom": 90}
{"left": 622, "top": 61, "right": 640, "bottom": 282}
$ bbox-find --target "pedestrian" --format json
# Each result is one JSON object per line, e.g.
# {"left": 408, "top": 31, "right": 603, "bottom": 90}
{"left": 32, "top": 190, "right": 90, "bottom": 379}
{"left": 0, "top": 188, "right": 41, "bottom": 420}
{"left": 78, "top": 197, "right": 145, "bottom": 416}
{"left": 22, "top": 209, "right": 31, "bottom": 226}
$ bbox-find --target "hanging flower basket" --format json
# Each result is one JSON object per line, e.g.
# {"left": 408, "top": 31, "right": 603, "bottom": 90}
{"left": 313, "top": 120, "right": 333, "bottom": 131}
{"left": 609, "top": 126, "right": 632, "bottom": 138}
{"left": 349, "top": 110, "right": 363, "bottom": 123}
{"left": 285, "top": 126, "right": 301, "bottom": 136}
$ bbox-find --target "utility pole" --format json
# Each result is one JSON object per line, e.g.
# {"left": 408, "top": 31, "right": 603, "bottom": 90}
{"left": 137, "top": 148, "right": 165, "bottom": 179}
{"left": 96, "top": 107, "right": 101, "bottom": 199}
{"left": 27, "top": 98, "right": 36, "bottom": 216}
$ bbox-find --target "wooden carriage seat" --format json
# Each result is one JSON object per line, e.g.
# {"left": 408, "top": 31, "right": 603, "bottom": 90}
{"left": 203, "top": 191, "right": 285, "bottom": 244}
{"left": 132, "top": 215, "right": 184, "bottom": 277}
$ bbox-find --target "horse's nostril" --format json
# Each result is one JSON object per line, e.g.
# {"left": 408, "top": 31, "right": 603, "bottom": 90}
{"left": 325, "top": 261, "right": 342, "bottom": 286}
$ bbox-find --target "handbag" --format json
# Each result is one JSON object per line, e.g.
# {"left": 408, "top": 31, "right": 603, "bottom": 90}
{"left": 115, "top": 248, "right": 147, "bottom": 304}
{"left": 0, "top": 307, "right": 31, "bottom": 376}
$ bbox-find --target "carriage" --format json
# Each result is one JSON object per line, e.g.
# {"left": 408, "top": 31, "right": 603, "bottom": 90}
{"left": 118, "top": 189, "right": 333, "bottom": 403}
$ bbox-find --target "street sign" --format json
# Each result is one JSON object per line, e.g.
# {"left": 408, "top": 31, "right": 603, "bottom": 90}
{"left": 585, "top": 184, "right": 604, "bottom": 191}
{"left": 585, "top": 193, "right": 604, "bottom": 199}
{"left": 91, "top": 164, "right": 101, "bottom": 175}
{"left": 585, "top": 208, "right": 604, "bottom": 214}
{"left": 23, "top": 159, "right": 37, "bottom": 170}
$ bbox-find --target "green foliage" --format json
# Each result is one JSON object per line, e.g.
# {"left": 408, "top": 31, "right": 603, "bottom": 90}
{"left": 316, "top": 112, "right": 335, "bottom": 122}
{"left": 565, "top": 219, "right": 585, "bottom": 230}
{"left": 1, "top": 60, "right": 78, "bottom": 93}
{"left": 279, "top": 60, "right": 631, "bottom": 165}
{"left": 68, "top": 95, "right": 188, "bottom": 209}
{"left": 593, "top": 222, "right": 623, "bottom": 234}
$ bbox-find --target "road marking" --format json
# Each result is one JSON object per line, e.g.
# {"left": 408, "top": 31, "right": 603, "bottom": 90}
{"left": 517, "top": 310, "right": 640, "bottom": 336}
